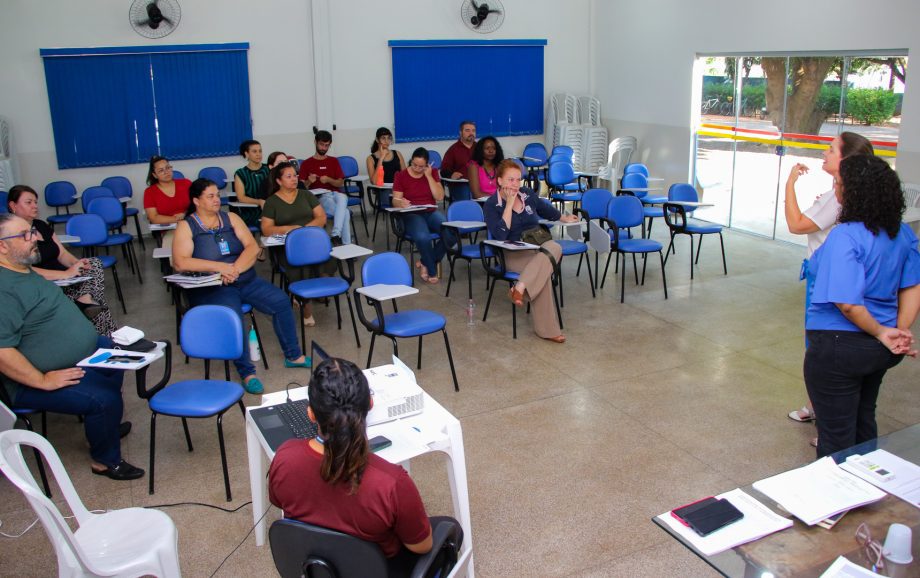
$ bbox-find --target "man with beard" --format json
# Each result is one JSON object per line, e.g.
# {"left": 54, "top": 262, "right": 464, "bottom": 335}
{"left": 0, "top": 214, "right": 142, "bottom": 480}
{"left": 298, "top": 130, "right": 352, "bottom": 245}
{"left": 440, "top": 120, "right": 476, "bottom": 179}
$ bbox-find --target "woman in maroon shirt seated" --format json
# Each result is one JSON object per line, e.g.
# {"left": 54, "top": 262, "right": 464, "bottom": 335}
{"left": 392, "top": 148, "right": 450, "bottom": 283}
{"left": 269, "top": 358, "right": 460, "bottom": 575}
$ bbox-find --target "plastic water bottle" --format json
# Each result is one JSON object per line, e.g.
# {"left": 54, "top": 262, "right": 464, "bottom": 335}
{"left": 467, "top": 298, "right": 475, "bottom": 326}
{"left": 374, "top": 164, "right": 385, "bottom": 186}
{"left": 249, "top": 328, "right": 261, "bottom": 362}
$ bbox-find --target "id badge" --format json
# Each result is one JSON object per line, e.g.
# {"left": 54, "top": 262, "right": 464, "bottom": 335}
{"left": 218, "top": 239, "right": 231, "bottom": 256}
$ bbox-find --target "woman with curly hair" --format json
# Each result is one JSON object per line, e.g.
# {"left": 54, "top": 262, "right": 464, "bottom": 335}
{"left": 804, "top": 154, "right": 920, "bottom": 457}
{"left": 467, "top": 135, "right": 505, "bottom": 199}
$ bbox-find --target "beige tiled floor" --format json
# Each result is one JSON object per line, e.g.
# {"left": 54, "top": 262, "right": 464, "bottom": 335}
{"left": 2, "top": 219, "right": 918, "bottom": 577}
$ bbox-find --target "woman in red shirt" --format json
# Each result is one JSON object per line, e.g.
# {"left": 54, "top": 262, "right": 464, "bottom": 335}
{"left": 392, "top": 148, "right": 449, "bottom": 283}
{"left": 143, "top": 156, "right": 192, "bottom": 252}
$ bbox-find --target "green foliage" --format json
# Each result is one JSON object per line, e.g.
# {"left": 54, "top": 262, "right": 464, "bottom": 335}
{"left": 817, "top": 85, "right": 842, "bottom": 115}
{"left": 741, "top": 85, "right": 765, "bottom": 109}
{"left": 846, "top": 88, "right": 898, "bottom": 125}
{"left": 702, "top": 83, "right": 733, "bottom": 102}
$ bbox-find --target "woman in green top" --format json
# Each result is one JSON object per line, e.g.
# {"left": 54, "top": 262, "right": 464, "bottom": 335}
{"left": 233, "top": 139, "right": 270, "bottom": 228}
{"left": 262, "top": 163, "right": 328, "bottom": 325}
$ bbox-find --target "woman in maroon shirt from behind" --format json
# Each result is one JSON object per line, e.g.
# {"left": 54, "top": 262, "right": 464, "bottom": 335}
{"left": 269, "top": 358, "right": 461, "bottom": 575}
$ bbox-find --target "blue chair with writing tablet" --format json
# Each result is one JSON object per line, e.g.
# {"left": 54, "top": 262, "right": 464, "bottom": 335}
{"left": 44, "top": 181, "right": 78, "bottom": 230}
{"left": 339, "top": 155, "right": 369, "bottom": 237}
{"left": 442, "top": 200, "right": 491, "bottom": 299}
{"left": 663, "top": 183, "right": 727, "bottom": 279}
{"left": 354, "top": 253, "right": 459, "bottom": 391}
{"left": 600, "top": 194, "right": 668, "bottom": 303}
{"left": 66, "top": 213, "right": 127, "bottom": 313}
{"left": 87, "top": 196, "right": 143, "bottom": 284}
{"left": 285, "top": 226, "right": 361, "bottom": 351}
{"left": 135, "top": 305, "right": 245, "bottom": 501}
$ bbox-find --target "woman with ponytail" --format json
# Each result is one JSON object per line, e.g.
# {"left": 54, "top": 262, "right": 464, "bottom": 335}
{"left": 270, "top": 358, "right": 456, "bottom": 573}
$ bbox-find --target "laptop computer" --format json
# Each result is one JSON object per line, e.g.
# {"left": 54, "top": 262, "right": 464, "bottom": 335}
{"left": 250, "top": 341, "right": 330, "bottom": 452}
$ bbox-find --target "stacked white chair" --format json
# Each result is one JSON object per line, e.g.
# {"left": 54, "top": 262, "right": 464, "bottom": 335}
{"left": 0, "top": 116, "right": 14, "bottom": 191}
{"left": 546, "top": 94, "right": 607, "bottom": 172}
{"left": 583, "top": 127, "right": 610, "bottom": 173}
{"left": 578, "top": 96, "right": 602, "bottom": 127}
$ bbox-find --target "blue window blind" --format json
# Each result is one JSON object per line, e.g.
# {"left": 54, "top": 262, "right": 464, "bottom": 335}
{"left": 389, "top": 40, "right": 546, "bottom": 143}
{"left": 41, "top": 44, "right": 251, "bottom": 169}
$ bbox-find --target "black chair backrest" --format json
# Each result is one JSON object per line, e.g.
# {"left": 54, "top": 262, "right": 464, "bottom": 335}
{"left": 269, "top": 518, "right": 389, "bottom": 578}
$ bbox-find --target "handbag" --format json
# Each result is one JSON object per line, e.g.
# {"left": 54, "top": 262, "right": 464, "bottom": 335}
{"left": 520, "top": 226, "right": 552, "bottom": 246}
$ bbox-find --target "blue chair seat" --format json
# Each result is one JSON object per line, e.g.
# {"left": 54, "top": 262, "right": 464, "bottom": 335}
{"left": 97, "top": 255, "right": 118, "bottom": 268}
{"left": 347, "top": 197, "right": 362, "bottom": 206}
{"left": 685, "top": 222, "right": 723, "bottom": 234}
{"left": 47, "top": 214, "right": 74, "bottom": 224}
{"left": 557, "top": 239, "right": 588, "bottom": 256}
{"left": 551, "top": 192, "right": 582, "bottom": 202}
{"left": 370, "top": 310, "right": 446, "bottom": 338}
{"left": 149, "top": 380, "right": 244, "bottom": 418}
{"left": 643, "top": 207, "right": 664, "bottom": 218}
{"left": 487, "top": 269, "right": 519, "bottom": 281}
{"left": 101, "top": 233, "right": 133, "bottom": 246}
{"left": 618, "top": 238, "right": 663, "bottom": 253}
{"left": 241, "top": 303, "right": 252, "bottom": 314}
{"left": 124, "top": 207, "right": 139, "bottom": 216}
{"left": 288, "top": 277, "right": 350, "bottom": 299}
{"left": 460, "top": 244, "right": 491, "bottom": 259}
{"left": 641, "top": 196, "right": 668, "bottom": 205}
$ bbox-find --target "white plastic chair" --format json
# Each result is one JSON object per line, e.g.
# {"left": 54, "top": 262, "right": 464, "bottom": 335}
{"left": 0, "top": 429, "right": 181, "bottom": 577}
{"left": 902, "top": 182, "right": 920, "bottom": 208}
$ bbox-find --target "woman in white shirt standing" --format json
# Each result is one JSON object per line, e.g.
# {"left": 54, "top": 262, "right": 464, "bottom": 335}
{"left": 783, "top": 131, "right": 874, "bottom": 436}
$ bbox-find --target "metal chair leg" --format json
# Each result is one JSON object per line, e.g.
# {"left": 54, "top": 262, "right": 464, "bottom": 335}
{"left": 417, "top": 335, "right": 423, "bottom": 370}
{"left": 181, "top": 418, "right": 193, "bottom": 451}
{"left": 442, "top": 330, "right": 460, "bottom": 392}
{"left": 366, "top": 334, "right": 377, "bottom": 368}
{"left": 148, "top": 412, "right": 157, "bottom": 495}
{"left": 216, "top": 413, "right": 232, "bottom": 502}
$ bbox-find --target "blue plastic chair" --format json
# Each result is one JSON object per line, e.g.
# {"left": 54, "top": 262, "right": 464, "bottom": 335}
{"left": 44, "top": 181, "right": 78, "bottom": 229}
{"left": 521, "top": 142, "right": 548, "bottom": 190}
{"left": 663, "top": 183, "right": 727, "bottom": 279}
{"left": 444, "top": 180, "right": 471, "bottom": 205}
{"left": 285, "top": 227, "right": 361, "bottom": 351}
{"left": 66, "top": 214, "right": 127, "bottom": 313}
{"left": 391, "top": 213, "right": 441, "bottom": 281}
{"left": 427, "top": 149, "right": 442, "bottom": 170}
{"left": 171, "top": 170, "right": 185, "bottom": 180}
{"left": 441, "top": 201, "right": 491, "bottom": 299}
{"left": 574, "top": 189, "right": 614, "bottom": 290}
{"left": 623, "top": 163, "right": 649, "bottom": 177}
{"left": 551, "top": 145, "right": 574, "bottom": 161}
{"left": 538, "top": 198, "right": 594, "bottom": 304}
{"left": 87, "top": 197, "right": 142, "bottom": 284}
{"left": 600, "top": 195, "right": 668, "bottom": 303}
{"left": 339, "top": 155, "right": 369, "bottom": 237}
{"left": 354, "top": 253, "right": 459, "bottom": 391}
{"left": 0, "top": 396, "right": 51, "bottom": 498}
{"left": 80, "top": 186, "right": 116, "bottom": 214}
{"left": 198, "top": 167, "right": 229, "bottom": 190}
{"left": 134, "top": 306, "right": 245, "bottom": 501}
{"left": 621, "top": 173, "right": 665, "bottom": 236}
{"left": 547, "top": 161, "right": 584, "bottom": 210}
{"left": 101, "top": 176, "right": 145, "bottom": 252}
{"left": 0, "top": 191, "right": 7, "bottom": 214}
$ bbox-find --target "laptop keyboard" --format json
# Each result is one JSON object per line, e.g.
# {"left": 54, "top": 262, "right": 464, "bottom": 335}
{"left": 277, "top": 399, "right": 318, "bottom": 440}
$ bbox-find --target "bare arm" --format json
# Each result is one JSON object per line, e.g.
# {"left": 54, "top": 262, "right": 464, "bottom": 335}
{"left": 234, "top": 175, "right": 265, "bottom": 208}
{"left": 784, "top": 164, "right": 820, "bottom": 235}
{"left": 426, "top": 167, "right": 444, "bottom": 201}
{"left": 391, "top": 189, "right": 409, "bottom": 209}
{"left": 319, "top": 175, "right": 344, "bottom": 188}
{"left": 468, "top": 163, "right": 483, "bottom": 198}
{"left": 897, "top": 284, "right": 920, "bottom": 330}
{"left": 145, "top": 206, "right": 183, "bottom": 225}
{"left": 228, "top": 212, "right": 260, "bottom": 274}
{"left": 0, "top": 348, "right": 85, "bottom": 391}
{"left": 837, "top": 303, "right": 914, "bottom": 355}
{"left": 366, "top": 155, "right": 378, "bottom": 180}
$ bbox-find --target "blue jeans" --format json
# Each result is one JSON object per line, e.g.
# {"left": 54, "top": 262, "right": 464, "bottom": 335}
{"left": 319, "top": 192, "right": 352, "bottom": 244}
{"left": 15, "top": 336, "right": 125, "bottom": 467}
{"left": 187, "top": 273, "right": 303, "bottom": 379}
{"left": 401, "top": 211, "right": 449, "bottom": 275}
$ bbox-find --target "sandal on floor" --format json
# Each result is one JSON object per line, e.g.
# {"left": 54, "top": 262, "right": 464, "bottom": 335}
{"left": 508, "top": 287, "right": 524, "bottom": 307}
{"left": 302, "top": 315, "right": 316, "bottom": 327}
{"left": 788, "top": 406, "right": 816, "bottom": 422}
{"left": 419, "top": 267, "right": 439, "bottom": 284}
{"left": 243, "top": 377, "right": 264, "bottom": 394}
{"left": 543, "top": 334, "right": 566, "bottom": 344}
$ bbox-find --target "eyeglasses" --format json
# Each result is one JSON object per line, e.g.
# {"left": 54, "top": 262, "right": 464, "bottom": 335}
{"left": 0, "top": 227, "right": 39, "bottom": 242}
{"left": 154, "top": 165, "right": 173, "bottom": 175}
{"left": 410, "top": 163, "right": 428, "bottom": 170}
{"left": 855, "top": 523, "right": 885, "bottom": 572}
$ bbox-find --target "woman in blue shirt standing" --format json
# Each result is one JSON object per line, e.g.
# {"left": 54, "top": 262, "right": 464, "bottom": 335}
{"left": 804, "top": 155, "right": 920, "bottom": 457}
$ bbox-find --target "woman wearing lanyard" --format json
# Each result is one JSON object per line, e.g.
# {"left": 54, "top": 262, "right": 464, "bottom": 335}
{"left": 172, "top": 179, "right": 310, "bottom": 394}
{"left": 483, "top": 160, "right": 578, "bottom": 343}
{"left": 784, "top": 132, "right": 874, "bottom": 434}
{"left": 804, "top": 154, "right": 920, "bottom": 457}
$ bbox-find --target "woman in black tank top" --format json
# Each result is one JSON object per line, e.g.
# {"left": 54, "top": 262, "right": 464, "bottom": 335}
{"left": 365, "top": 127, "right": 406, "bottom": 184}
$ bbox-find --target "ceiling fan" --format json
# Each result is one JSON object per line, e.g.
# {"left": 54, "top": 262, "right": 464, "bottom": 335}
{"left": 129, "top": 0, "right": 182, "bottom": 39}
{"left": 460, "top": 0, "right": 505, "bottom": 34}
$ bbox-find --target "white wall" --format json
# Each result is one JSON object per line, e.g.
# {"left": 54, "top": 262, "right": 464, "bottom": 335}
{"left": 0, "top": 0, "right": 592, "bottom": 204}
{"left": 593, "top": 0, "right": 920, "bottom": 184}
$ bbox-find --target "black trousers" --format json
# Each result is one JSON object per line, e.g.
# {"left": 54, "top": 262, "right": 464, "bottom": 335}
{"left": 804, "top": 330, "right": 903, "bottom": 458}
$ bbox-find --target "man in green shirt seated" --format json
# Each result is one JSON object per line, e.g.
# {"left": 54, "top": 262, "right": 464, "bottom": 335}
{"left": 0, "top": 214, "right": 143, "bottom": 481}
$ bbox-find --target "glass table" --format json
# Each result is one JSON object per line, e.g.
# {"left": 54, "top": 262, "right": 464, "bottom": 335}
{"left": 653, "top": 424, "right": 920, "bottom": 577}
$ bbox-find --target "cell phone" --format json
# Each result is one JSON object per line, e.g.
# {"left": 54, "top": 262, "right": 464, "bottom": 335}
{"left": 369, "top": 435, "right": 392, "bottom": 453}
{"left": 671, "top": 496, "right": 717, "bottom": 527}
{"left": 682, "top": 498, "right": 744, "bottom": 537}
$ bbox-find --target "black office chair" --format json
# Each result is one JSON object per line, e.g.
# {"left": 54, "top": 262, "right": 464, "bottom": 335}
{"left": 269, "top": 517, "right": 464, "bottom": 578}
